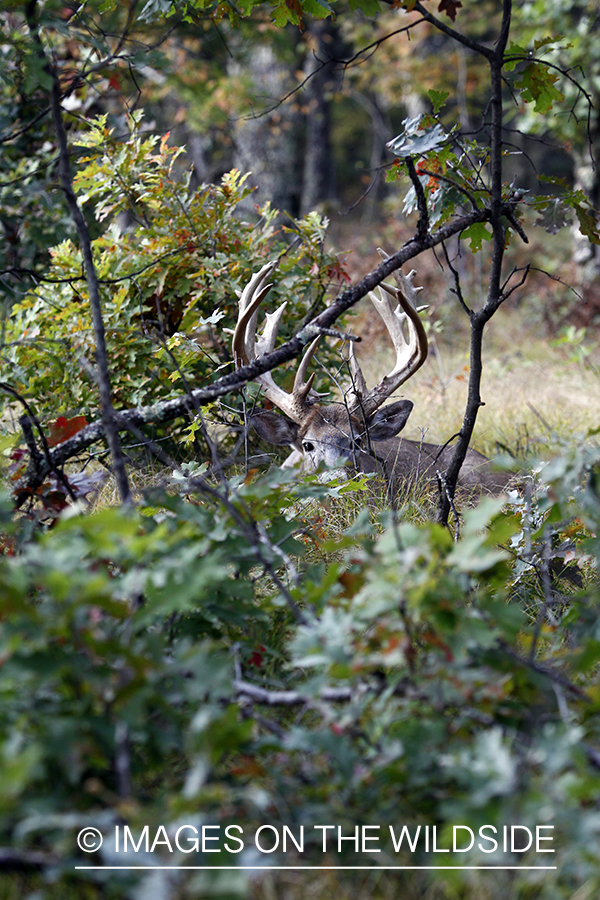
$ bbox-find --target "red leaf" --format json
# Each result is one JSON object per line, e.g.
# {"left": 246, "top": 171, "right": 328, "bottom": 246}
{"left": 9, "top": 448, "right": 27, "bottom": 480}
{"left": 438, "top": 0, "right": 462, "bottom": 21}
{"left": 47, "top": 415, "right": 88, "bottom": 447}
{"left": 327, "top": 260, "right": 352, "bottom": 285}
{"left": 249, "top": 644, "right": 266, "bottom": 668}
{"left": 285, "top": 0, "right": 304, "bottom": 27}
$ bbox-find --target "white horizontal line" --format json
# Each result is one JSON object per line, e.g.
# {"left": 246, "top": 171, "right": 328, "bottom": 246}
{"left": 74, "top": 866, "right": 558, "bottom": 871}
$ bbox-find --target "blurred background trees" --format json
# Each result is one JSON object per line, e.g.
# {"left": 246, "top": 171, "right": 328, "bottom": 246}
{"left": 2, "top": 1, "right": 598, "bottom": 317}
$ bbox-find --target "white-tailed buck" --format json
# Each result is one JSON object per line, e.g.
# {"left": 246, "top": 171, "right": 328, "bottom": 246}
{"left": 233, "top": 256, "right": 513, "bottom": 495}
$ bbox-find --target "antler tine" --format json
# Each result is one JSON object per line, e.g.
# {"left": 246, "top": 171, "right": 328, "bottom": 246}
{"left": 232, "top": 263, "right": 319, "bottom": 423}
{"left": 256, "top": 303, "right": 320, "bottom": 405}
{"left": 255, "top": 302, "right": 287, "bottom": 357}
{"left": 345, "top": 341, "right": 368, "bottom": 409}
{"left": 370, "top": 281, "right": 417, "bottom": 379}
{"left": 348, "top": 252, "right": 428, "bottom": 417}
{"left": 233, "top": 261, "right": 278, "bottom": 367}
{"left": 293, "top": 335, "right": 320, "bottom": 403}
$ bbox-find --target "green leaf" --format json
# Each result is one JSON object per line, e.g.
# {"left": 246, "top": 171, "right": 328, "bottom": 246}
{"left": 303, "top": 0, "right": 334, "bottom": 17}
{"left": 574, "top": 203, "right": 600, "bottom": 245}
{"left": 504, "top": 41, "right": 528, "bottom": 71}
{"left": 534, "top": 35, "right": 569, "bottom": 52}
{"left": 428, "top": 90, "right": 449, "bottom": 114}
{"left": 515, "top": 63, "right": 564, "bottom": 114}
{"left": 349, "top": 0, "right": 381, "bottom": 13}
{"left": 0, "top": 433, "right": 19, "bottom": 454}
{"left": 139, "top": 0, "right": 173, "bottom": 23}
{"left": 385, "top": 160, "right": 404, "bottom": 183}
{"left": 461, "top": 221, "right": 493, "bottom": 252}
{"left": 533, "top": 198, "right": 572, "bottom": 234}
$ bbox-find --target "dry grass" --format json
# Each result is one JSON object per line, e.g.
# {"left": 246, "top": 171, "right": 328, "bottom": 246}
{"left": 346, "top": 302, "right": 600, "bottom": 463}
{"left": 84, "top": 301, "right": 600, "bottom": 516}
{"left": 4, "top": 294, "right": 597, "bottom": 513}
{"left": 90, "top": 457, "right": 171, "bottom": 509}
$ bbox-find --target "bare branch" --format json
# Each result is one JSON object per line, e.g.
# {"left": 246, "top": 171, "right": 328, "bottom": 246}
{"left": 416, "top": 168, "right": 483, "bottom": 211}
{"left": 404, "top": 157, "right": 430, "bottom": 240}
{"left": 239, "top": 20, "right": 425, "bottom": 121}
{"left": 499, "top": 264, "right": 530, "bottom": 303}
{"left": 11, "top": 205, "right": 492, "bottom": 495}
{"left": 412, "top": 1, "right": 494, "bottom": 60}
{"left": 234, "top": 679, "right": 354, "bottom": 706}
{"left": 0, "top": 382, "right": 78, "bottom": 503}
{"left": 441, "top": 240, "right": 471, "bottom": 315}
{"left": 25, "top": 0, "right": 132, "bottom": 505}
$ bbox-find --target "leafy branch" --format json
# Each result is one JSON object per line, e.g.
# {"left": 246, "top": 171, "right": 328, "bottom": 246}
{"left": 10, "top": 203, "right": 494, "bottom": 496}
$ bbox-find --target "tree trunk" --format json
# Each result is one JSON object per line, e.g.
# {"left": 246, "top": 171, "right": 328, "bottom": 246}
{"left": 230, "top": 43, "right": 301, "bottom": 214}
{"left": 300, "top": 20, "right": 337, "bottom": 215}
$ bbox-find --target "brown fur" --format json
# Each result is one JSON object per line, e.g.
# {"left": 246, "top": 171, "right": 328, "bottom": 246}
{"left": 250, "top": 401, "right": 514, "bottom": 495}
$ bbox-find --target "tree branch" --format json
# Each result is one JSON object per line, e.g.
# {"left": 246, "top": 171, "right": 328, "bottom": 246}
{"left": 412, "top": 1, "right": 493, "bottom": 60}
{"left": 234, "top": 679, "right": 354, "bottom": 706}
{"left": 405, "top": 157, "right": 430, "bottom": 240}
{"left": 11, "top": 205, "right": 492, "bottom": 495}
{"left": 25, "top": 0, "right": 132, "bottom": 506}
{"left": 436, "top": 0, "right": 514, "bottom": 526}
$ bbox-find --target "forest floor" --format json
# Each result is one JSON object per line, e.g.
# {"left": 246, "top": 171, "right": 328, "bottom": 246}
{"left": 335, "top": 217, "right": 600, "bottom": 471}
{"left": 349, "top": 303, "right": 600, "bottom": 465}
{"left": 88, "top": 300, "right": 600, "bottom": 510}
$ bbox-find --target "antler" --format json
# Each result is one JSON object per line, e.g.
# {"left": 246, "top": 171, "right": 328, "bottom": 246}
{"left": 232, "top": 262, "right": 321, "bottom": 424}
{"left": 347, "top": 249, "right": 428, "bottom": 418}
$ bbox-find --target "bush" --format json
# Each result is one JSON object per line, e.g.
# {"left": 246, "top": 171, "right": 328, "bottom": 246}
{"left": 1, "top": 430, "right": 600, "bottom": 898}
{"left": 2, "top": 114, "right": 347, "bottom": 454}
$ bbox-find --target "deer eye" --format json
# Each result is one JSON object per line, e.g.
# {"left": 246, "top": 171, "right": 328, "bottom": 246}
{"left": 302, "top": 441, "right": 315, "bottom": 453}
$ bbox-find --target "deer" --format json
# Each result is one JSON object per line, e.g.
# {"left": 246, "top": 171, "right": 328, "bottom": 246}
{"left": 232, "top": 256, "right": 514, "bottom": 497}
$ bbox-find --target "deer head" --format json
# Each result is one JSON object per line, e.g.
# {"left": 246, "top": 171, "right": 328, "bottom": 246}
{"left": 232, "top": 252, "right": 429, "bottom": 477}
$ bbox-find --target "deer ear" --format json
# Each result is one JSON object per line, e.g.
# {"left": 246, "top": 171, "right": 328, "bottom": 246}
{"left": 366, "top": 400, "right": 414, "bottom": 440}
{"left": 249, "top": 410, "right": 299, "bottom": 446}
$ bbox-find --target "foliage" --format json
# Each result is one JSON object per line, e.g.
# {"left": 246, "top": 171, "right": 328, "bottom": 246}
{"left": 0, "top": 29, "right": 74, "bottom": 311}
{"left": 384, "top": 111, "right": 598, "bottom": 249}
{"left": 2, "top": 114, "right": 345, "bottom": 439}
{"left": 510, "top": 0, "right": 599, "bottom": 149}
{"left": 2, "top": 439, "right": 600, "bottom": 898}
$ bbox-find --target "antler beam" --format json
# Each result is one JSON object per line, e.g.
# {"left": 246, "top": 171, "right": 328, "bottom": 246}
{"left": 347, "top": 249, "right": 428, "bottom": 417}
{"left": 232, "top": 262, "right": 321, "bottom": 423}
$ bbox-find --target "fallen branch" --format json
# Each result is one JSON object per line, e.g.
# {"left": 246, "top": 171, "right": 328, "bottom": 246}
{"left": 234, "top": 679, "right": 354, "bottom": 706}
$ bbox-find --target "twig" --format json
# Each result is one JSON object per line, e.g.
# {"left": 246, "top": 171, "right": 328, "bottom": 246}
{"left": 417, "top": 169, "right": 482, "bottom": 211}
{"left": 405, "top": 157, "right": 430, "bottom": 240}
{"left": 0, "top": 382, "right": 78, "bottom": 503}
{"left": 499, "top": 640, "right": 588, "bottom": 700}
{"left": 233, "top": 679, "right": 353, "bottom": 706}
{"left": 115, "top": 417, "right": 307, "bottom": 623}
{"left": 442, "top": 241, "right": 471, "bottom": 315}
